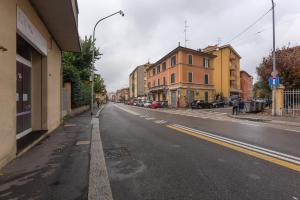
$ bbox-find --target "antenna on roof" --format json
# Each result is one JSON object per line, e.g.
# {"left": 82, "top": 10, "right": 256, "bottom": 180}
{"left": 184, "top": 20, "right": 190, "bottom": 47}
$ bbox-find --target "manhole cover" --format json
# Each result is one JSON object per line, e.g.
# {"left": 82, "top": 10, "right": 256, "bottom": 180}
{"left": 104, "top": 147, "right": 130, "bottom": 160}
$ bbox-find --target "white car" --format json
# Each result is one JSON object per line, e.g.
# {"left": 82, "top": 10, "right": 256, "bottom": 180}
{"left": 143, "top": 101, "right": 152, "bottom": 108}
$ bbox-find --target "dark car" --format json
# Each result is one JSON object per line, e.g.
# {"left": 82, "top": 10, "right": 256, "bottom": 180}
{"left": 191, "top": 100, "right": 213, "bottom": 109}
{"left": 159, "top": 101, "right": 168, "bottom": 108}
{"left": 212, "top": 100, "right": 225, "bottom": 108}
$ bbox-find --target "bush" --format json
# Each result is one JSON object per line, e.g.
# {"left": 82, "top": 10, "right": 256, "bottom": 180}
{"left": 71, "top": 80, "right": 91, "bottom": 108}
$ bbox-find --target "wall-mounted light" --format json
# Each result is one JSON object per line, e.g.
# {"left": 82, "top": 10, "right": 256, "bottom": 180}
{"left": 0, "top": 45, "right": 8, "bottom": 52}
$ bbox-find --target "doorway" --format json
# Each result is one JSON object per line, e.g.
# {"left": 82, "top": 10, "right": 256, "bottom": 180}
{"left": 16, "top": 57, "right": 32, "bottom": 139}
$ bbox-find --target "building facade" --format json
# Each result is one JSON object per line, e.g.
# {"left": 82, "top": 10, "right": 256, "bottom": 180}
{"left": 240, "top": 70, "right": 253, "bottom": 101}
{"left": 0, "top": 0, "right": 80, "bottom": 168}
{"left": 116, "top": 88, "right": 129, "bottom": 102}
{"left": 203, "top": 45, "right": 241, "bottom": 100}
{"left": 146, "top": 46, "right": 215, "bottom": 108}
{"left": 129, "top": 63, "right": 151, "bottom": 98}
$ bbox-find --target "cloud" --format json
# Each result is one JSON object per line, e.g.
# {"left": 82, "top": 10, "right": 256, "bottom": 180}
{"left": 78, "top": 0, "right": 300, "bottom": 91}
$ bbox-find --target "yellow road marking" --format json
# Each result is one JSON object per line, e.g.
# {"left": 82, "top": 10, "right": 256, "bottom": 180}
{"left": 167, "top": 125, "right": 300, "bottom": 172}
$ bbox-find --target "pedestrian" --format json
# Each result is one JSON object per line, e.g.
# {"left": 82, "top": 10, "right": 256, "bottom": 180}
{"left": 232, "top": 100, "right": 238, "bottom": 115}
{"left": 97, "top": 99, "right": 100, "bottom": 108}
{"left": 239, "top": 99, "right": 244, "bottom": 113}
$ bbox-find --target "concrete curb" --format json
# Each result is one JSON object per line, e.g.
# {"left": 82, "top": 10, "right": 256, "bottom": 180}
{"left": 88, "top": 106, "right": 113, "bottom": 200}
{"left": 228, "top": 115, "right": 270, "bottom": 122}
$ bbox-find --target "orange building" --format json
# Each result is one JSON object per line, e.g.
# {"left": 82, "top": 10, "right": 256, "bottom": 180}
{"left": 240, "top": 70, "right": 253, "bottom": 101}
{"left": 146, "top": 46, "right": 216, "bottom": 108}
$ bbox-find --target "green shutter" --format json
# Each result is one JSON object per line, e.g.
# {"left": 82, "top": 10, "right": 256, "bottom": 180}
{"left": 189, "top": 55, "right": 193, "bottom": 65}
{"left": 205, "top": 75, "right": 208, "bottom": 84}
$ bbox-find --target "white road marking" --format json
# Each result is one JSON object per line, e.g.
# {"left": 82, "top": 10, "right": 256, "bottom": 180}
{"left": 145, "top": 117, "right": 155, "bottom": 120}
{"left": 154, "top": 120, "right": 167, "bottom": 124}
{"left": 171, "top": 124, "right": 300, "bottom": 165}
{"left": 239, "top": 122, "right": 260, "bottom": 127}
{"left": 114, "top": 104, "right": 140, "bottom": 115}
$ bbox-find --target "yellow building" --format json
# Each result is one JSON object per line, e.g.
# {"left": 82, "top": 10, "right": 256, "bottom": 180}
{"left": 0, "top": 0, "right": 80, "bottom": 168}
{"left": 203, "top": 44, "right": 241, "bottom": 100}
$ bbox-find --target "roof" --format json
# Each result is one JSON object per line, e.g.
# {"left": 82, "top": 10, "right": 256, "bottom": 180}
{"left": 240, "top": 70, "right": 253, "bottom": 78}
{"left": 203, "top": 44, "right": 241, "bottom": 59}
{"left": 147, "top": 46, "right": 216, "bottom": 71}
{"left": 129, "top": 63, "right": 151, "bottom": 76}
{"left": 30, "top": 0, "right": 81, "bottom": 52}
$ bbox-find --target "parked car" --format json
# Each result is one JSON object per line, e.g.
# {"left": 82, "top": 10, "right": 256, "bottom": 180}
{"left": 212, "top": 100, "right": 225, "bottom": 108}
{"left": 143, "top": 100, "right": 152, "bottom": 108}
{"left": 149, "top": 101, "right": 161, "bottom": 109}
{"left": 191, "top": 100, "right": 212, "bottom": 109}
{"left": 159, "top": 101, "right": 168, "bottom": 108}
{"left": 137, "top": 100, "right": 144, "bottom": 107}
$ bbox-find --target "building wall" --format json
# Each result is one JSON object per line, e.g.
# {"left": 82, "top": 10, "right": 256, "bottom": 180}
{"left": 240, "top": 72, "right": 253, "bottom": 101}
{"left": 0, "top": 0, "right": 63, "bottom": 168}
{"left": 0, "top": 0, "right": 17, "bottom": 169}
{"left": 211, "top": 47, "right": 241, "bottom": 99}
{"left": 147, "top": 49, "right": 215, "bottom": 107}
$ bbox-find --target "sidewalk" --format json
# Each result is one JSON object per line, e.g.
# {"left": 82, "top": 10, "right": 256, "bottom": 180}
{"left": 0, "top": 110, "right": 92, "bottom": 200}
{"left": 228, "top": 109, "right": 300, "bottom": 127}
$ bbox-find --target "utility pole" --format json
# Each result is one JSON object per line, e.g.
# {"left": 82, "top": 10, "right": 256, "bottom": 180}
{"left": 90, "top": 10, "right": 124, "bottom": 115}
{"left": 271, "top": 0, "right": 277, "bottom": 116}
{"left": 184, "top": 20, "right": 190, "bottom": 47}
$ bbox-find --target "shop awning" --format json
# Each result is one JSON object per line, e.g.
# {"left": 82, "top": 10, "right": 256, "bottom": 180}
{"left": 30, "top": 0, "right": 81, "bottom": 52}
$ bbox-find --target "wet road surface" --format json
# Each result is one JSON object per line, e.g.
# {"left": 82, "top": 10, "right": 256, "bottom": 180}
{"left": 100, "top": 103, "right": 300, "bottom": 200}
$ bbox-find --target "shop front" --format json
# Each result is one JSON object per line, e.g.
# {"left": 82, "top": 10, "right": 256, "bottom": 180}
{"left": 0, "top": 0, "right": 80, "bottom": 169}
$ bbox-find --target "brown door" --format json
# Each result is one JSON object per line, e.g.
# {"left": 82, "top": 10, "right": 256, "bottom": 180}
{"left": 16, "top": 61, "right": 31, "bottom": 136}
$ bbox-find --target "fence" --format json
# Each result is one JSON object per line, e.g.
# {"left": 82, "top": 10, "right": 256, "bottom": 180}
{"left": 283, "top": 89, "right": 300, "bottom": 116}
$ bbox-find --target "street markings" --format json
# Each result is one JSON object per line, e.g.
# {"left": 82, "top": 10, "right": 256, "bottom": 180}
{"left": 114, "top": 104, "right": 140, "bottom": 115}
{"left": 239, "top": 122, "right": 260, "bottom": 127}
{"left": 167, "top": 124, "right": 300, "bottom": 172}
{"left": 145, "top": 117, "right": 155, "bottom": 120}
{"left": 154, "top": 120, "right": 167, "bottom": 124}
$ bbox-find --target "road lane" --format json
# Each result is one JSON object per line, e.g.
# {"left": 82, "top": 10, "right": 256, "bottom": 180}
{"left": 116, "top": 103, "right": 300, "bottom": 158}
{"left": 100, "top": 103, "right": 300, "bottom": 200}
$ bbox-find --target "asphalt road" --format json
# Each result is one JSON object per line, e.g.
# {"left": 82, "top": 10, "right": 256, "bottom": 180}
{"left": 100, "top": 103, "right": 300, "bottom": 200}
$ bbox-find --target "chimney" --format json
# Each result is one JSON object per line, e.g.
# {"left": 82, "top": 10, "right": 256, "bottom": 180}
{"left": 178, "top": 42, "right": 181, "bottom": 47}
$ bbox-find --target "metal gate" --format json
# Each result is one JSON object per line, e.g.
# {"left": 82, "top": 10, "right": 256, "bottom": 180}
{"left": 283, "top": 89, "right": 300, "bottom": 116}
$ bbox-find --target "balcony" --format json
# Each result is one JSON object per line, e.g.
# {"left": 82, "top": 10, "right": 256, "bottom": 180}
{"left": 148, "top": 85, "right": 168, "bottom": 92}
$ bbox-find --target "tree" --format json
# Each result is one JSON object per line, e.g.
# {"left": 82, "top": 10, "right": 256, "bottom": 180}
{"left": 94, "top": 74, "right": 106, "bottom": 94}
{"left": 62, "top": 35, "right": 101, "bottom": 81}
{"left": 62, "top": 35, "right": 105, "bottom": 108}
{"left": 256, "top": 45, "right": 300, "bottom": 90}
{"left": 253, "top": 80, "right": 271, "bottom": 99}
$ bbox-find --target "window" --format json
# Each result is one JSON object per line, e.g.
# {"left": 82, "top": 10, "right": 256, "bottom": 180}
{"left": 205, "top": 91, "right": 209, "bottom": 102}
{"left": 203, "top": 58, "right": 210, "bottom": 68}
{"left": 162, "top": 62, "right": 166, "bottom": 71}
{"left": 171, "top": 73, "right": 175, "bottom": 84}
{"left": 204, "top": 74, "right": 209, "bottom": 84}
{"left": 157, "top": 65, "right": 160, "bottom": 73}
{"left": 153, "top": 80, "right": 155, "bottom": 87}
{"left": 171, "top": 55, "right": 176, "bottom": 67}
{"left": 158, "top": 79, "right": 160, "bottom": 86}
{"left": 148, "top": 82, "right": 151, "bottom": 89}
{"left": 188, "top": 72, "right": 193, "bottom": 83}
{"left": 188, "top": 54, "right": 193, "bottom": 65}
{"left": 152, "top": 68, "right": 156, "bottom": 76}
{"left": 163, "top": 77, "right": 166, "bottom": 85}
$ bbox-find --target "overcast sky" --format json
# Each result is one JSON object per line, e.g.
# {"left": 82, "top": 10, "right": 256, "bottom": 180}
{"left": 77, "top": 0, "right": 300, "bottom": 92}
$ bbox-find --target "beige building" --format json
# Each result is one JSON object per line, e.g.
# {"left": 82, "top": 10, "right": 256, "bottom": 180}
{"left": 129, "top": 63, "right": 151, "bottom": 98}
{"left": 0, "top": 0, "right": 80, "bottom": 168}
{"left": 203, "top": 45, "right": 241, "bottom": 100}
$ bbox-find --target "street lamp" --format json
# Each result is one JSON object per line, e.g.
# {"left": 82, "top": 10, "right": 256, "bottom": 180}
{"left": 271, "top": 0, "right": 276, "bottom": 116}
{"left": 91, "top": 10, "right": 125, "bottom": 115}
